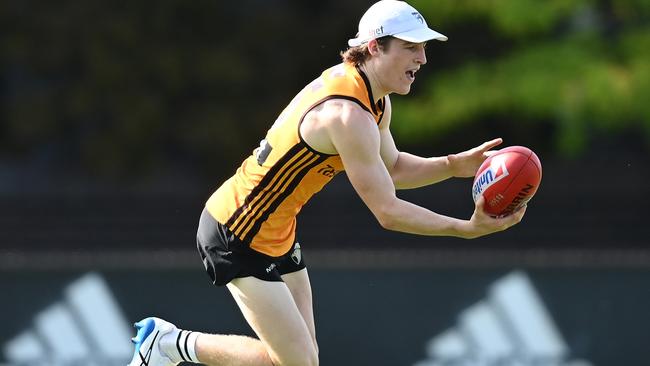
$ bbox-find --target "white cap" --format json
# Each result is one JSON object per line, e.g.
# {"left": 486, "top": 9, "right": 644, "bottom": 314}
{"left": 348, "top": 0, "right": 448, "bottom": 47}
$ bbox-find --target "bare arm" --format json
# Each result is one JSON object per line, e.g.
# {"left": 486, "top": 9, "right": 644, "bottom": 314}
{"left": 326, "top": 100, "right": 524, "bottom": 239}
{"left": 380, "top": 97, "right": 503, "bottom": 189}
{"left": 380, "top": 127, "right": 454, "bottom": 189}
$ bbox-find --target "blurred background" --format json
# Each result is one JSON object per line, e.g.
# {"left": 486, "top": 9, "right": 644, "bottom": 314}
{"left": 1, "top": 0, "right": 649, "bottom": 365}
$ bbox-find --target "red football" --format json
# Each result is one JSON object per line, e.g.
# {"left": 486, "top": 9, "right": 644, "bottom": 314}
{"left": 472, "top": 146, "right": 542, "bottom": 217}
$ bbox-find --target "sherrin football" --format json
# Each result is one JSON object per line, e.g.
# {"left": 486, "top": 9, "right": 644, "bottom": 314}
{"left": 472, "top": 146, "right": 542, "bottom": 217}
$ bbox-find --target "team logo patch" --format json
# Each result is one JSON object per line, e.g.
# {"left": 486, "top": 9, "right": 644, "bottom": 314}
{"left": 412, "top": 12, "right": 424, "bottom": 24}
{"left": 291, "top": 242, "right": 302, "bottom": 265}
{"left": 472, "top": 156, "right": 509, "bottom": 202}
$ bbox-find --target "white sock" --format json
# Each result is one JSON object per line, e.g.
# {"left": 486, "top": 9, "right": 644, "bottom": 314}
{"left": 160, "top": 329, "right": 201, "bottom": 364}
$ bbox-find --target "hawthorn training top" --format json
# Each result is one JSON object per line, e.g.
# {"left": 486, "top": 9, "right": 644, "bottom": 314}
{"left": 206, "top": 63, "right": 385, "bottom": 257}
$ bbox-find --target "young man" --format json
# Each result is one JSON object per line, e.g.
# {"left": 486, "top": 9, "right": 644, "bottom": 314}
{"left": 129, "top": 1, "right": 526, "bottom": 365}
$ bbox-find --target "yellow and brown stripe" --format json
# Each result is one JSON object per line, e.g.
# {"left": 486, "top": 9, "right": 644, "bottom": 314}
{"left": 206, "top": 63, "right": 384, "bottom": 256}
{"left": 225, "top": 143, "right": 327, "bottom": 245}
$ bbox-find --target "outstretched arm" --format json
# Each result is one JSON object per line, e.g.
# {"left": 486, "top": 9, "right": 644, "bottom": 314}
{"left": 379, "top": 97, "right": 502, "bottom": 189}
{"left": 325, "top": 99, "right": 524, "bottom": 239}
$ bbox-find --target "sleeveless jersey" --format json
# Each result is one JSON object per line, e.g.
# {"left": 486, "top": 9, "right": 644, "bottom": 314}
{"left": 206, "top": 63, "right": 385, "bottom": 257}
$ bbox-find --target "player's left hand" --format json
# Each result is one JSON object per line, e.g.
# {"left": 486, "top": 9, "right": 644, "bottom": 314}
{"left": 447, "top": 138, "right": 503, "bottom": 178}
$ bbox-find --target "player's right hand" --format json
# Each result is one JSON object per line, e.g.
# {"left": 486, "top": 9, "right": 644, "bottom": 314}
{"left": 464, "top": 195, "right": 526, "bottom": 238}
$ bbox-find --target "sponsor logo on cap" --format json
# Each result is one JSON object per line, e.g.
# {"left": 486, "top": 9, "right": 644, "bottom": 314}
{"left": 411, "top": 12, "right": 424, "bottom": 24}
{"left": 367, "top": 25, "right": 385, "bottom": 38}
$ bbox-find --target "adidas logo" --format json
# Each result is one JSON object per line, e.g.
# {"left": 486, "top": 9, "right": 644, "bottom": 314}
{"left": 414, "top": 271, "right": 593, "bottom": 366}
{"left": 2, "top": 272, "right": 132, "bottom": 365}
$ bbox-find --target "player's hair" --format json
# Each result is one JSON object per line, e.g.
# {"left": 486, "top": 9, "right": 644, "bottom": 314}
{"left": 340, "top": 36, "right": 394, "bottom": 65}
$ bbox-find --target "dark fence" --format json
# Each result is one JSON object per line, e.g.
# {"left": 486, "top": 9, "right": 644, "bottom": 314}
{"left": 1, "top": 151, "right": 648, "bottom": 254}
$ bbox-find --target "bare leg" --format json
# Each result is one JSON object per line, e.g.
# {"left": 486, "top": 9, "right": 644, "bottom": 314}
{"left": 195, "top": 333, "right": 272, "bottom": 366}
{"left": 195, "top": 273, "right": 318, "bottom": 366}
{"left": 281, "top": 269, "right": 318, "bottom": 355}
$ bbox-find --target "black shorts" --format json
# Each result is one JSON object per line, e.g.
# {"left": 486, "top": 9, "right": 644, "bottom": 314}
{"left": 196, "top": 208, "right": 306, "bottom": 286}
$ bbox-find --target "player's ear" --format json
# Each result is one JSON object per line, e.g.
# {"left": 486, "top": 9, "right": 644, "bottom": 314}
{"left": 367, "top": 39, "right": 381, "bottom": 55}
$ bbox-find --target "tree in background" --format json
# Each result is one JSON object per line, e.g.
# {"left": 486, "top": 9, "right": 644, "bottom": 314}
{"left": 1, "top": 0, "right": 648, "bottom": 186}
{"left": 1, "top": 1, "right": 359, "bottom": 183}
{"left": 399, "top": 0, "right": 650, "bottom": 156}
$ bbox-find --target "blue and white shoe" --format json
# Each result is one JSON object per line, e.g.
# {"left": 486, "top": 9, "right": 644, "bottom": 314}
{"left": 128, "top": 317, "right": 177, "bottom": 366}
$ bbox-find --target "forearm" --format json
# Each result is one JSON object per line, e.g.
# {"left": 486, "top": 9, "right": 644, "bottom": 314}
{"left": 375, "top": 196, "right": 521, "bottom": 240}
{"left": 390, "top": 152, "right": 454, "bottom": 189}
{"left": 376, "top": 198, "right": 470, "bottom": 238}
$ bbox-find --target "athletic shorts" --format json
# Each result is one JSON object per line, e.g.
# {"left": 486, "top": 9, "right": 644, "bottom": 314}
{"left": 196, "top": 207, "right": 306, "bottom": 286}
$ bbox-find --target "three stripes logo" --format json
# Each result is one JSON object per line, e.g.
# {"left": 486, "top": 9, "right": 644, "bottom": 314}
{"left": 413, "top": 271, "right": 593, "bottom": 366}
{"left": 2, "top": 273, "right": 132, "bottom": 365}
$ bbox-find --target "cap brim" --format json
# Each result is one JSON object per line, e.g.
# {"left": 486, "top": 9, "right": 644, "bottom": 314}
{"left": 348, "top": 37, "right": 364, "bottom": 47}
{"left": 394, "top": 27, "right": 448, "bottom": 43}
{"left": 348, "top": 27, "right": 447, "bottom": 47}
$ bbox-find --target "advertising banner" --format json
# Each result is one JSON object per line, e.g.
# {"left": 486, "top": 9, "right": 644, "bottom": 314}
{"left": 1, "top": 268, "right": 647, "bottom": 366}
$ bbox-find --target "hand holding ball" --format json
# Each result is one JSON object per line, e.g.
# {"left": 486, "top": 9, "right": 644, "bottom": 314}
{"left": 472, "top": 146, "right": 542, "bottom": 217}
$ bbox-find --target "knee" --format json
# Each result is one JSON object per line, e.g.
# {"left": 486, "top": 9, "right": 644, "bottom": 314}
{"left": 299, "top": 354, "right": 319, "bottom": 366}
{"left": 312, "top": 340, "right": 319, "bottom": 362}
{"left": 303, "top": 350, "right": 319, "bottom": 366}
{"left": 284, "top": 353, "right": 318, "bottom": 366}
{"left": 304, "top": 339, "right": 319, "bottom": 366}
{"left": 273, "top": 345, "right": 318, "bottom": 366}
